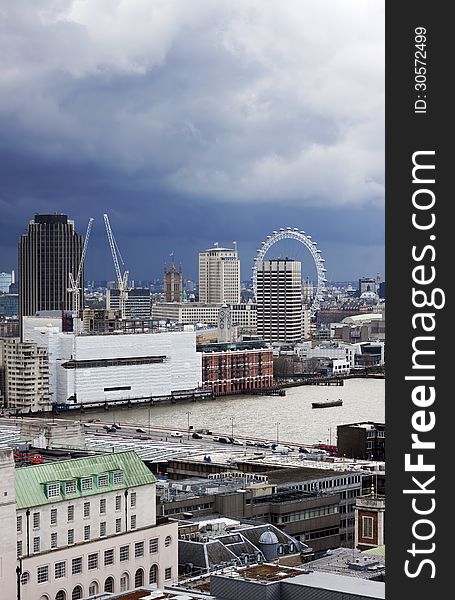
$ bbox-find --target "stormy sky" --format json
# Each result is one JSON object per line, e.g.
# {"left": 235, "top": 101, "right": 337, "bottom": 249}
{"left": 0, "top": 0, "right": 384, "bottom": 282}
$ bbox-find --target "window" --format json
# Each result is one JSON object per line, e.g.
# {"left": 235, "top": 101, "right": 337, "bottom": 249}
{"left": 130, "top": 514, "right": 137, "bottom": 529}
{"left": 362, "top": 516, "right": 374, "bottom": 539}
{"left": 135, "top": 568, "right": 144, "bottom": 588}
{"left": 89, "top": 582, "right": 98, "bottom": 596}
{"left": 33, "top": 512, "right": 40, "bottom": 529}
{"left": 165, "top": 567, "right": 172, "bottom": 580}
{"left": 98, "top": 474, "right": 108, "bottom": 488}
{"left": 33, "top": 537, "right": 40, "bottom": 553}
{"left": 104, "top": 549, "right": 114, "bottom": 566}
{"left": 67, "top": 505, "right": 74, "bottom": 522}
{"left": 113, "top": 471, "right": 123, "bottom": 484}
{"left": 50, "top": 508, "right": 57, "bottom": 525}
{"left": 17, "top": 515, "right": 22, "bottom": 533}
{"left": 71, "top": 557, "right": 82, "bottom": 575}
{"left": 20, "top": 572, "right": 30, "bottom": 585}
{"left": 67, "top": 529, "right": 74, "bottom": 545}
{"left": 81, "top": 478, "right": 92, "bottom": 491}
{"left": 99, "top": 498, "right": 106, "bottom": 514}
{"left": 65, "top": 481, "right": 76, "bottom": 494}
{"left": 54, "top": 561, "right": 66, "bottom": 579}
{"left": 119, "top": 545, "right": 129, "bottom": 561}
{"left": 84, "top": 525, "right": 90, "bottom": 541}
{"left": 115, "top": 495, "right": 121, "bottom": 511}
{"left": 130, "top": 492, "right": 136, "bottom": 507}
{"left": 164, "top": 535, "right": 172, "bottom": 547}
{"left": 83, "top": 502, "right": 90, "bottom": 518}
{"left": 37, "top": 566, "right": 49, "bottom": 584}
{"left": 116, "top": 518, "right": 121, "bottom": 533}
{"left": 135, "top": 541, "right": 144, "bottom": 557}
{"left": 149, "top": 538, "right": 158, "bottom": 553}
{"left": 120, "top": 573, "right": 129, "bottom": 592}
{"left": 56, "top": 591, "right": 66, "bottom": 600}
{"left": 47, "top": 482, "right": 60, "bottom": 498}
{"left": 72, "top": 585, "right": 83, "bottom": 600}
{"left": 100, "top": 521, "right": 107, "bottom": 537}
{"left": 104, "top": 577, "right": 114, "bottom": 593}
{"left": 87, "top": 553, "right": 98, "bottom": 570}
{"left": 149, "top": 564, "right": 158, "bottom": 584}
{"left": 17, "top": 540, "right": 22, "bottom": 557}
{"left": 51, "top": 532, "right": 58, "bottom": 549}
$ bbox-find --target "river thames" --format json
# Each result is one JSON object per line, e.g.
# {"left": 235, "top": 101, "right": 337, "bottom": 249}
{"left": 85, "top": 378, "right": 384, "bottom": 446}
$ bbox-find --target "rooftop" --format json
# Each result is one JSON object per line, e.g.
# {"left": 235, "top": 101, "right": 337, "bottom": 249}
{"left": 15, "top": 450, "right": 155, "bottom": 509}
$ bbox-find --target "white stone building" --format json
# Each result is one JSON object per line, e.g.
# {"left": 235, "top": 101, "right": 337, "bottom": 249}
{"left": 22, "top": 322, "right": 202, "bottom": 408}
{"left": 198, "top": 245, "right": 240, "bottom": 305}
{"left": 0, "top": 448, "right": 178, "bottom": 600}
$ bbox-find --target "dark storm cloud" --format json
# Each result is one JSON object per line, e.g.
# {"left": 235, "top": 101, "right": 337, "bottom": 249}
{"left": 0, "top": 0, "right": 384, "bottom": 279}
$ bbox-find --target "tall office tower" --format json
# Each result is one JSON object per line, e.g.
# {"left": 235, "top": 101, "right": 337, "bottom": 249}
{"left": 256, "top": 259, "right": 303, "bottom": 343}
{"left": 199, "top": 243, "right": 240, "bottom": 304}
{"left": 0, "top": 272, "right": 13, "bottom": 293}
{"left": 164, "top": 256, "right": 183, "bottom": 302}
{"left": 19, "top": 214, "right": 83, "bottom": 331}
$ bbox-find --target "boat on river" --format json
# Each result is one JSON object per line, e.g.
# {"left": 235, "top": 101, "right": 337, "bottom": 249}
{"left": 312, "top": 399, "right": 343, "bottom": 409}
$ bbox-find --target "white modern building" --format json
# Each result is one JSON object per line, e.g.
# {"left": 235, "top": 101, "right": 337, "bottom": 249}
{"left": 22, "top": 320, "right": 202, "bottom": 408}
{"left": 0, "top": 448, "right": 178, "bottom": 600}
{"left": 151, "top": 302, "right": 256, "bottom": 331}
{"left": 256, "top": 259, "right": 303, "bottom": 343}
{"left": 0, "top": 270, "right": 14, "bottom": 293}
{"left": 295, "top": 341, "right": 385, "bottom": 369}
{"left": 198, "top": 245, "right": 240, "bottom": 305}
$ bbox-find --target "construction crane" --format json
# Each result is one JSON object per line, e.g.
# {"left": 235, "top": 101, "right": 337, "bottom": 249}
{"left": 68, "top": 217, "right": 94, "bottom": 320}
{"left": 103, "top": 213, "right": 129, "bottom": 320}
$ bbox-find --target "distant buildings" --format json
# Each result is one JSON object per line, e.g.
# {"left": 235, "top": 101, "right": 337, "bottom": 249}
{"left": 0, "top": 293, "right": 18, "bottom": 318}
{"left": 256, "top": 259, "right": 303, "bottom": 343}
{"left": 106, "top": 287, "right": 152, "bottom": 319}
{"left": 19, "top": 214, "right": 84, "bottom": 333}
{"left": 151, "top": 302, "right": 257, "bottom": 333}
{"left": 0, "top": 270, "right": 14, "bottom": 293}
{"left": 0, "top": 448, "right": 178, "bottom": 599}
{"left": 199, "top": 244, "right": 240, "bottom": 305}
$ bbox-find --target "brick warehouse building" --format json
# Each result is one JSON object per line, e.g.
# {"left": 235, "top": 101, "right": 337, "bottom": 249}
{"left": 199, "top": 342, "right": 274, "bottom": 395}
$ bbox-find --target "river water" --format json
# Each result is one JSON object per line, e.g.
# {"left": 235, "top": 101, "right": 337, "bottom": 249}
{"left": 85, "top": 379, "right": 384, "bottom": 447}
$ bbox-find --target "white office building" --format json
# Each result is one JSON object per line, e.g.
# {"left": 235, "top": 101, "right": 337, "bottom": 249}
{"left": 22, "top": 319, "right": 202, "bottom": 407}
{"left": 198, "top": 245, "right": 240, "bottom": 305}
{"left": 0, "top": 448, "right": 178, "bottom": 600}
{"left": 256, "top": 259, "right": 303, "bottom": 344}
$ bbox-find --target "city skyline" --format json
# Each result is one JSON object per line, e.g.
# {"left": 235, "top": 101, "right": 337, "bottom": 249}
{"left": 0, "top": 1, "right": 384, "bottom": 281}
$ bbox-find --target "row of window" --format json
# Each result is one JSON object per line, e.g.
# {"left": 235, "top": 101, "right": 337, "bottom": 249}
{"left": 24, "top": 565, "right": 172, "bottom": 598}
{"left": 45, "top": 471, "right": 124, "bottom": 499}
{"left": 270, "top": 504, "right": 338, "bottom": 525}
{"left": 17, "top": 493, "right": 136, "bottom": 533}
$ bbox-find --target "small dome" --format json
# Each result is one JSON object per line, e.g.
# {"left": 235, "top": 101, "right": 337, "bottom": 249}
{"left": 259, "top": 531, "right": 279, "bottom": 545}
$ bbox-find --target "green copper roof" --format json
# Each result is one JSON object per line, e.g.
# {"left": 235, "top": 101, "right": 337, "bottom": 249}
{"left": 15, "top": 450, "right": 156, "bottom": 510}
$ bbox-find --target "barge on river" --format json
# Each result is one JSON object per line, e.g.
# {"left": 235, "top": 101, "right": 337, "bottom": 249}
{"left": 312, "top": 399, "right": 343, "bottom": 409}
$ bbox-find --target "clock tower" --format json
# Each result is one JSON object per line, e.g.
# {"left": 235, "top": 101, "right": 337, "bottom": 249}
{"left": 217, "top": 301, "right": 233, "bottom": 343}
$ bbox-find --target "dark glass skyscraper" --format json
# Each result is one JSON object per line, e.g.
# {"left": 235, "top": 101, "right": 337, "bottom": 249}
{"left": 19, "top": 214, "right": 83, "bottom": 331}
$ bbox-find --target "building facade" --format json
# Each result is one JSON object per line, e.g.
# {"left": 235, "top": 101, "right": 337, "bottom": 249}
{"left": 201, "top": 346, "right": 274, "bottom": 395}
{"left": 0, "top": 449, "right": 178, "bottom": 600}
{"left": 0, "top": 339, "right": 50, "bottom": 412}
{"left": 355, "top": 494, "right": 385, "bottom": 551}
{"left": 151, "top": 302, "right": 257, "bottom": 331}
{"left": 19, "top": 215, "right": 84, "bottom": 333}
{"left": 256, "top": 259, "right": 303, "bottom": 343}
{"left": 337, "top": 423, "right": 385, "bottom": 461}
{"left": 0, "top": 293, "right": 19, "bottom": 317}
{"left": 198, "top": 246, "right": 240, "bottom": 305}
{"left": 0, "top": 271, "right": 14, "bottom": 293}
